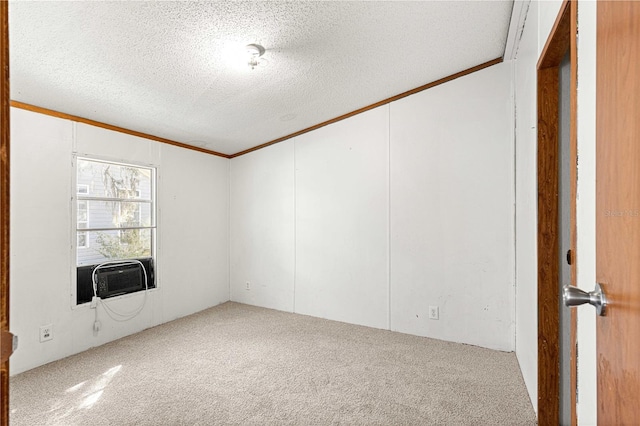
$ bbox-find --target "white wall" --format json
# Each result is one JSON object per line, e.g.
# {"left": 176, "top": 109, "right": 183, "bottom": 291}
{"left": 295, "top": 106, "right": 389, "bottom": 329}
{"left": 230, "top": 62, "right": 515, "bottom": 351}
{"left": 389, "top": 63, "right": 514, "bottom": 350}
{"left": 10, "top": 108, "right": 229, "bottom": 375}
{"left": 230, "top": 140, "right": 295, "bottom": 312}
{"left": 513, "top": 0, "right": 540, "bottom": 409}
{"left": 157, "top": 143, "right": 229, "bottom": 320}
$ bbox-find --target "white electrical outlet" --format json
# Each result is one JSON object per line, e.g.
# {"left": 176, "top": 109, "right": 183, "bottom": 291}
{"left": 40, "top": 324, "right": 53, "bottom": 342}
{"left": 428, "top": 306, "right": 439, "bottom": 320}
{"left": 245, "top": 281, "right": 251, "bottom": 291}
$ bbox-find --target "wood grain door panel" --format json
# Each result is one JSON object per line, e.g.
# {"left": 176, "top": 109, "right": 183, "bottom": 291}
{"left": 596, "top": 1, "right": 640, "bottom": 423}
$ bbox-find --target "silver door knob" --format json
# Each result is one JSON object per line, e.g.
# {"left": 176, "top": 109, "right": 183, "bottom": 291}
{"left": 563, "top": 283, "right": 607, "bottom": 316}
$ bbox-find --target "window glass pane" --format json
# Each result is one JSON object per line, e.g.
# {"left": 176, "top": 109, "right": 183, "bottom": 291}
{"left": 76, "top": 158, "right": 155, "bottom": 270}
{"left": 116, "top": 188, "right": 141, "bottom": 200}
{"left": 77, "top": 159, "right": 152, "bottom": 200}
{"left": 77, "top": 201, "right": 88, "bottom": 223}
{"left": 82, "top": 200, "right": 151, "bottom": 229}
{"left": 77, "top": 228, "right": 152, "bottom": 266}
{"left": 77, "top": 232, "right": 88, "bottom": 249}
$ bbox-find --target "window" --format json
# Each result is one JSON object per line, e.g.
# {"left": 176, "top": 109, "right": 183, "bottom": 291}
{"left": 75, "top": 158, "right": 156, "bottom": 266}
{"left": 75, "top": 158, "right": 156, "bottom": 304}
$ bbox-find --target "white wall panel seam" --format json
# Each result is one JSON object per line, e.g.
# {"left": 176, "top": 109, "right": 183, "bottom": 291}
{"left": 511, "top": 59, "right": 518, "bottom": 351}
{"left": 387, "top": 103, "right": 392, "bottom": 331}
{"left": 229, "top": 157, "right": 231, "bottom": 302}
{"left": 293, "top": 137, "right": 297, "bottom": 313}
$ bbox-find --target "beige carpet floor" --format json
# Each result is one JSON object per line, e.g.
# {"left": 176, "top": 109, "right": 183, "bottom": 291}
{"left": 10, "top": 302, "right": 536, "bottom": 425}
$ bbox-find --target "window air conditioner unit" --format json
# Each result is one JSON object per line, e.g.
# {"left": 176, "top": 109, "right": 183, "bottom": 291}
{"left": 95, "top": 263, "right": 144, "bottom": 298}
{"left": 77, "top": 258, "right": 154, "bottom": 305}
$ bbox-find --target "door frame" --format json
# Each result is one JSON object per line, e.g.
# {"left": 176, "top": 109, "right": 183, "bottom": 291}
{"left": 536, "top": 0, "right": 578, "bottom": 424}
{"left": 0, "top": 1, "right": 10, "bottom": 425}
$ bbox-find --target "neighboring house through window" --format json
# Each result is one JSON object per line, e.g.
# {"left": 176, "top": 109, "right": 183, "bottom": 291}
{"left": 77, "top": 184, "right": 89, "bottom": 248}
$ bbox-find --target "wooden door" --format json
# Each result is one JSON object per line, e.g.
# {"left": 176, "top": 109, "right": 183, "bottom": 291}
{"left": 596, "top": 1, "right": 640, "bottom": 423}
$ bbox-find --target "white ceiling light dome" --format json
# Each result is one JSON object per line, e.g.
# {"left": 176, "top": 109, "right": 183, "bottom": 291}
{"left": 246, "top": 44, "right": 266, "bottom": 70}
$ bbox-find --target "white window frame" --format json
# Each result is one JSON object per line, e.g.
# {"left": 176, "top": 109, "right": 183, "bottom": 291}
{"left": 74, "top": 157, "right": 156, "bottom": 266}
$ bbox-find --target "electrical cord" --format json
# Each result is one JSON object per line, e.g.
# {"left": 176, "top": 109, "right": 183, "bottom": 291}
{"left": 91, "top": 259, "right": 149, "bottom": 323}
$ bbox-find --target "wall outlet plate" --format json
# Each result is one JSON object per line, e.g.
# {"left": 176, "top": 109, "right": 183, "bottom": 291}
{"left": 428, "top": 306, "right": 439, "bottom": 320}
{"left": 40, "top": 324, "right": 53, "bottom": 342}
{"left": 245, "top": 281, "right": 251, "bottom": 290}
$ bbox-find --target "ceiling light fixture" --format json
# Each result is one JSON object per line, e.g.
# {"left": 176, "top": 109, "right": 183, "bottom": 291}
{"left": 246, "top": 44, "right": 265, "bottom": 70}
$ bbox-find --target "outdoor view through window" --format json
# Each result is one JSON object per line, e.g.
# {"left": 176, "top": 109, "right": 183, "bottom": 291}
{"left": 76, "top": 158, "right": 155, "bottom": 266}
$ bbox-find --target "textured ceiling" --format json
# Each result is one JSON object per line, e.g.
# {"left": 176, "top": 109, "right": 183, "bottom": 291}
{"left": 9, "top": 1, "right": 513, "bottom": 156}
